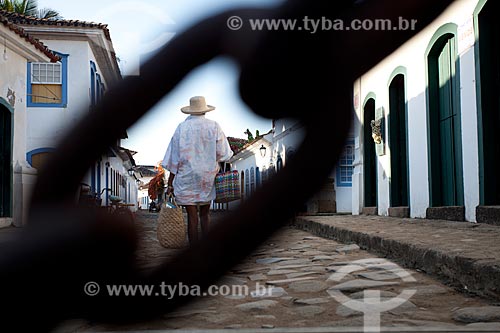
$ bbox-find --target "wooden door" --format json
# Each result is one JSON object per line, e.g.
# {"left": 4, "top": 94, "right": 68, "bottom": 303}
{"left": 389, "top": 75, "right": 409, "bottom": 207}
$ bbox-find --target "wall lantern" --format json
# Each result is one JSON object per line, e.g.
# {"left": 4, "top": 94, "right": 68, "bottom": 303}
{"left": 259, "top": 145, "right": 267, "bottom": 158}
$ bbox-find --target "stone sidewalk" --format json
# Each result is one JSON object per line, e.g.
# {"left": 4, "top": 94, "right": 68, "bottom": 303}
{"left": 293, "top": 215, "right": 500, "bottom": 302}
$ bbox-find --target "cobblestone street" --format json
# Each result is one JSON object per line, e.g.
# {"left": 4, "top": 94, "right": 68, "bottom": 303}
{"left": 54, "top": 211, "right": 500, "bottom": 332}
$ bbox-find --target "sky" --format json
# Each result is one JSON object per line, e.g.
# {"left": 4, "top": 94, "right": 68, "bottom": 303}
{"left": 37, "top": 0, "right": 284, "bottom": 165}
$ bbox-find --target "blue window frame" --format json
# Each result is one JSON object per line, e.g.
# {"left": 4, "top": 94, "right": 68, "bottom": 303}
{"left": 250, "top": 167, "right": 255, "bottom": 193}
{"left": 90, "top": 61, "right": 97, "bottom": 107}
{"left": 245, "top": 168, "right": 250, "bottom": 196}
{"left": 26, "top": 148, "right": 56, "bottom": 167}
{"left": 96, "top": 73, "right": 102, "bottom": 103}
{"left": 256, "top": 167, "right": 261, "bottom": 187}
{"left": 100, "top": 82, "right": 105, "bottom": 99}
{"left": 27, "top": 52, "right": 69, "bottom": 108}
{"left": 337, "top": 140, "right": 355, "bottom": 187}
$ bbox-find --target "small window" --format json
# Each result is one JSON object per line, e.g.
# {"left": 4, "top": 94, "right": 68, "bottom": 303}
{"left": 276, "top": 154, "right": 283, "bottom": 172}
{"left": 256, "top": 167, "right": 261, "bottom": 187}
{"left": 28, "top": 53, "right": 68, "bottom": 107}
{"left": 250, "top": 167, "right": 255, "bottom": 193}
{"left": 32, "top": 63, "right": 62, "bottom": 84}
{"left": 90, "top": 65, "right": 96, "bottom": 107}
{"left": 30, "top": 63, "right": 62, "bottom": 104}
{"left": 245, "top": 168, "right": 250, "bottom": 197}
{"left": 337, "top": 141, "right": 355, "bottom": 187}
{"left": 96, "top": 73, "right": 101, "bottom": 103}
{"left": 240, "top": 171, "right": 245, "bottom": 200}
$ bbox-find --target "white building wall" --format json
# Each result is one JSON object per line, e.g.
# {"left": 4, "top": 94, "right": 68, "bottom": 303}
{"left": 274, "top": 119, "right": 354, "bottom": 213}
{"left": 23, "top": 38, "right": 138, "bottom": 209}
{"left": 353, "top": 0, "right": 482, "bottom": 221}
{"left": 1, "top": 44, "right": 33, "bottom": 226}
{"left": 138, "top": 188, "right": 150, "bottom": 210}
{"left": 0, "top": 32, "right": 59, "bottom": 225}
{"left": 459, "top": 46, "right": 480, "bottom": 222}
{"left": 127, "top": 175, "right": 138, "bottom": 211}
{"left": 232, "top": 155, "right": 257, "bottom": 203}
{"left": 335, "top": 186, "right": 352, "bottom": 213}
{"left": 26, "top": 40, "right": 92, "bottom": 151}
{"left": 351, "top": 114, "right": 363, "bottom": 215}
{"left": 272, "top": 119, "right": 305, "bottom": 167}
{"left": 137, "top": 174, "right": 155, "bottom": 210}
{"left": 227, "top": 133, "right": 273, "bottom": 210}
{"left": 1, "top": 47, "right": 28, "bottom": 164}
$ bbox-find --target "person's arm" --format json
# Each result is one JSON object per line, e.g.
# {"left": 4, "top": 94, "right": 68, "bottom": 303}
{"left": 215, "top": 123, "right": 234, "bottom": 162}
{"left": 166, "top": 172, "right": 175, "bottom": 195}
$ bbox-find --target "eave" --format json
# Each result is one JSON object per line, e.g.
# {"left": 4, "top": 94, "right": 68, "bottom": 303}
{"left": 0, "top": 24, "right": 56, "bottom": 62}
{"left": 19, "top": 26, "right": 121, "bottom": 84}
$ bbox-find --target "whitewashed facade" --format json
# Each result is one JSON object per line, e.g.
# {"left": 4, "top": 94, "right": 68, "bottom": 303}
{"left": 135, "top": 165, "right": 158, "bottom": 210}
{"left": 0, "top": 12, "right": 60, "bottom": 227}
{"left": 228, "top": 119, "right": 355, "bottom": 213}
{"left": 227, "top": 131, "right": 273, "bottom": 210}
{"left": 352, "top": 0, "right": 496, "bottom": 222}
{"left": 6, "top": 14, "right": 139, "bottom": 215}
{"left": 272, "top": 119, "right": 355, "bottom": 214}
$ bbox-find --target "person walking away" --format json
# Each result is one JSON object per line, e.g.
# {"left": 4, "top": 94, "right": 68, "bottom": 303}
{"left": 162, "top": 96, "right": 233, "bottom": 245}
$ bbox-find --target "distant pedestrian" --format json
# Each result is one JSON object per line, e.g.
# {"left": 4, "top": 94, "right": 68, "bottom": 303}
{"left": 162, "top": 96, "right": 233, "bottom": 245}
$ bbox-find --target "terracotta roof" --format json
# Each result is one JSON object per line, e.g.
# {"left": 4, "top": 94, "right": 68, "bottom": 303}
{"left": 227, "top": 137, "right": 248, "bottom": 154}
{"left": 0, "top": 10, "right": 112, "bottom": 41}
{"left": 228, "top": 130, "right": 273, "bottom": 155}
{"left": 2, "top": 10, "right": 121, "bottom": 82}
{"left": 0, "top": 10, "right": 60, "bottom": 62}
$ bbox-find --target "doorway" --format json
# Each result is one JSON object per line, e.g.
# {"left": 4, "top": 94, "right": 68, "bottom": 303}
{"left": 477, "top": 0, "right": 500, "bottom": 205}
{"left": 389, "top": 74, "right": 409, "bottom": 207}
{"left": 363, "top": 98, "right": 377, "bottom": 208}
{"left": 427, "top": 32, "right": 464, "bottom": 207}
{"left": 0, "top": 102, "right": 12, "bottom": 217}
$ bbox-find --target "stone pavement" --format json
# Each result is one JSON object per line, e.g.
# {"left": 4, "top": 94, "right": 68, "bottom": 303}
{"left": 50, "top": 211, "right": 500, "bottom": 332}
{"left": 293, "top": 214, "right": 500, "bottom": 302}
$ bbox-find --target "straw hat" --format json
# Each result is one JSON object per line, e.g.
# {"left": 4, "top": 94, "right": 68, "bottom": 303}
{"left": 181, "top": 96, "right": 216, "bottom": 115}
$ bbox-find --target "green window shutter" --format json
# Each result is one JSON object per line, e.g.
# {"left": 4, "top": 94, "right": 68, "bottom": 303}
{"left": 428, "top": 33, "right": 464, "bottom": 207}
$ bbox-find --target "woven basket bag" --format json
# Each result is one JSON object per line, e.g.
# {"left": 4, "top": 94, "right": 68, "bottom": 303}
{"left": 157, "top": 195, "right": 187, "bottom": 248}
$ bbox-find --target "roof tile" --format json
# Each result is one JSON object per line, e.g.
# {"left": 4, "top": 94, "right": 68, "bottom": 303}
{"left": 0, "top": 11, "right": 60, "bottom": 62}
{"left": 0, "top": 10, "right": 112, "bottom": 41}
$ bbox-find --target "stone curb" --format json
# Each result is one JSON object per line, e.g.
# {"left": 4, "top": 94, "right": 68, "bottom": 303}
{"left": 292, "top": 217, "right": 500, "bottom": 302}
